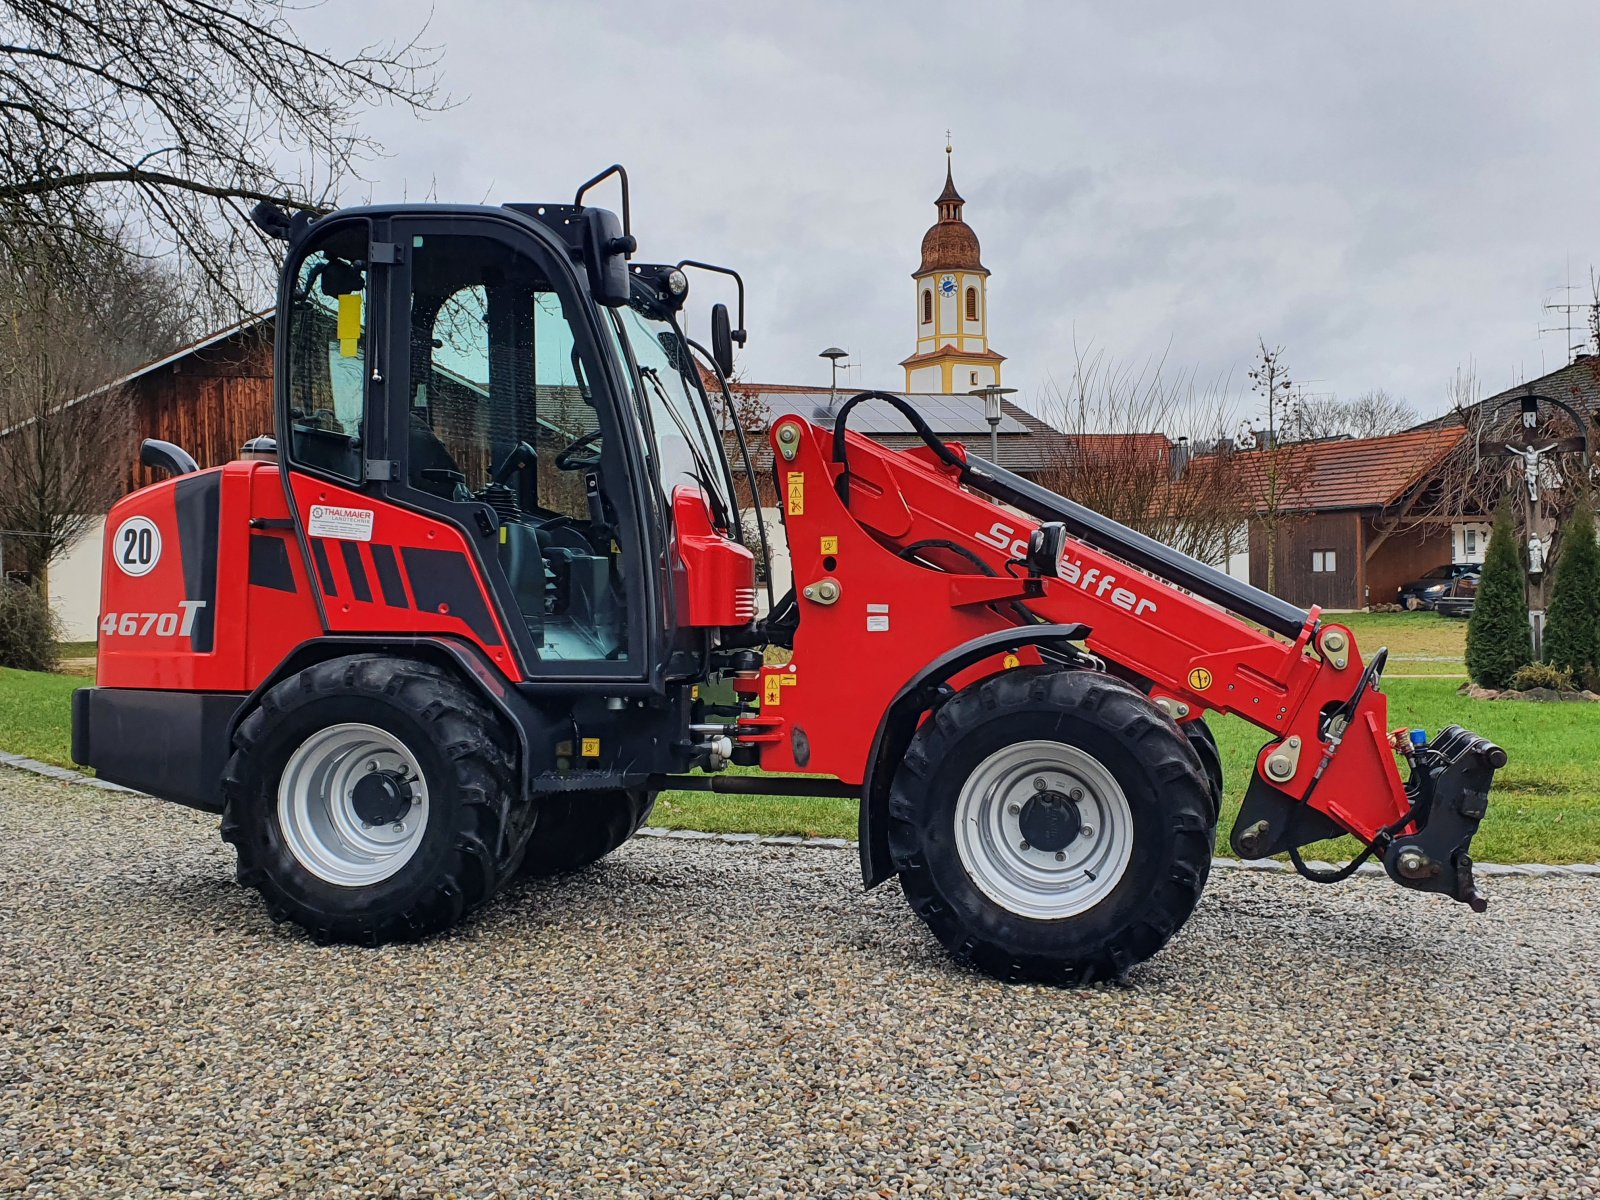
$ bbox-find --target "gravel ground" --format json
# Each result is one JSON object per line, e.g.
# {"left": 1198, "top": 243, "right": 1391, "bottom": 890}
{"left": 1, "top": 769, "right": 1596, "bottom": 1199}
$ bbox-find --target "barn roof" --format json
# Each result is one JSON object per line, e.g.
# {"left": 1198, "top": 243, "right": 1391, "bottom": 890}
{"left": 1222, "top": 426, "right": 1466, "bottom": 513}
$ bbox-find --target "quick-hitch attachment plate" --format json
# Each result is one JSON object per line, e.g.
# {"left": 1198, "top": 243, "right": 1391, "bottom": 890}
{"left": 1383, "top": 725, "right": 1506, "bottom": 913}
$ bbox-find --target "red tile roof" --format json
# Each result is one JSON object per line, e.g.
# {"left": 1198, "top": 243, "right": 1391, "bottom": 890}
{"left": 1223, "top": 426, "right": 1465, "bottom": 512}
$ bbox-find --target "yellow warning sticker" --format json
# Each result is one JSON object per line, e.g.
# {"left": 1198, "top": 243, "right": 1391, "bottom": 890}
{"left": 763, "top": 675, "right": 782, "bottom": 706}
{"left": 581, "top": 737, "right": 600, "bottom": 757}
{"left": 1188, "top": 667, "right": 1214, "bottom": 692}
{"left": 336, "top": 292, "right": 363, "bottom": 357}
{"left": 820, "top": 535, "right": 838, "bottom": 554}
{"left": 1003, "top": 653, "right": 1020, "bottom": 669}
{"left": 786, "top": 472, "right": 805, "bottom": 516}
{"left": 780, "top": 673, "right": 797, "bottom": 686}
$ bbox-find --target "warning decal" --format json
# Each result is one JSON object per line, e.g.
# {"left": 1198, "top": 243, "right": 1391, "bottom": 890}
{"left": 866, "top": 602, "right": 890, "bottom": 633}
{"left": 786, "top": 472, "right": 805, "bottom": 516}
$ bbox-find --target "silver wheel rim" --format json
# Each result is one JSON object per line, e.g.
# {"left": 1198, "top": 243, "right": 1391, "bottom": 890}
{"left": 277, "top": 723, "right": 430, "bottom": 887}
{"left": 954, "top": 739, "right": 1133, "bottom": 920}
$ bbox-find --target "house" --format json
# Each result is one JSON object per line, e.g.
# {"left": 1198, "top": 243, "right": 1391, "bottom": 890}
{"left": 1226, "top": 427, "right": 1474, "bottom": 610}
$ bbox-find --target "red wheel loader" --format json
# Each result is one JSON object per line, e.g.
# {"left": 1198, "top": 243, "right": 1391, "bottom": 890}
{"left": 73, "top": 168, "right": 1505, "bottom": 982}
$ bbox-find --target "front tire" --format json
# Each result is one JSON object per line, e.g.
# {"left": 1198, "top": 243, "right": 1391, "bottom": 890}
{"left": 221, "top": 656, "right": 525, "bottom": 944}
{"left": 888, "top": 668, "right": 1213, "bottom": 985}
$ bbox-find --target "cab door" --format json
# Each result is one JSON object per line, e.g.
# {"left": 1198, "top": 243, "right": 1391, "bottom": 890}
{"left": 378, "top": 214, "right": 657, "bottom": 684}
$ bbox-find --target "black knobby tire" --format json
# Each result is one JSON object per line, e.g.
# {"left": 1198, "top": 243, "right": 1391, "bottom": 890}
{"left": 221, "top": 655, "right": 526, "bottom": 944}
{"left": 887, "top": 668, "right": 1214, "bottom": 985}
{"left": 515, "top": 788, "right": 656, "bottom": 878}
{"left": 1184, "top": 717, "right": 1225, "bottom": 826}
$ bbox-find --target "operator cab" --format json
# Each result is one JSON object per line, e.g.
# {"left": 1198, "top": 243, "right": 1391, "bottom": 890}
{"left": 273, "top": 187, "right": 748, "bottom": 686}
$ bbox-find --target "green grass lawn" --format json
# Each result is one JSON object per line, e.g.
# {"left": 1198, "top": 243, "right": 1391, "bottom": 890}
{"left": 0, "top": 667, "right": 78, "bottom": 768}
{"left": 3, "top": 613, "right": 1594, "bottom": 863}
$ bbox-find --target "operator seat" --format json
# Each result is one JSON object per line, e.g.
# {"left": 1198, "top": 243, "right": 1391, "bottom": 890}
{"left": 408, "top": 414, "right": 472, "bottom": 502}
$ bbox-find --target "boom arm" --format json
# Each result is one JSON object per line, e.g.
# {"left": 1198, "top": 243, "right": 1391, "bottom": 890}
{"left": 738, "top": 405, "right": 1502, "bottom": 910}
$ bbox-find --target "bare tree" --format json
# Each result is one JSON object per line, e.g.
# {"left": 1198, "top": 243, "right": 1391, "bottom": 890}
{"left": 0, "top": 0, "right": 446, "bottom": 304}
{"left": 1036, "top": 343, "right": 1248, "bottom": 569}
{"left": 0, "top": 233, "right": 182, "bottom": 594}
{"left": 1245, "top": 339, "right": 1306, "bottom": 592}
{"left": 1284, "top": 388, "right": 1419, "bottom": 441}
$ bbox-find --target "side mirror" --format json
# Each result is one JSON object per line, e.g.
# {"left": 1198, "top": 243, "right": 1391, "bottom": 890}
{"left": 582, "top": 207, "right": 635, "bottom": 307}
{"left": 711, "top": 303, "right": 735, "bottom": 377}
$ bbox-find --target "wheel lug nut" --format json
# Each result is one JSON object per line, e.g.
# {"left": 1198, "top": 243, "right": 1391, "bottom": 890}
{"left": 1080, "top": 825, "right": 1094, "bottom": 838}
{"left": 1019, "top": 840, "right": 1030, "bottom": 852}
{"left": 391, "top": 822, "right": 405, "bottom": 833}
{"left": 366, "top": 761, "right": 377, "bottom": 772}
{"left": 1070, "top": 788, "right": 1084, "bottom": 801}
{"left": 1007, "top": 804, "right": 1021, "bottom": 816}
{"left": 1055, "top": 851, "right": 1066, "bottom": 862}
{"left": 1032, "top": 777, "right": 1047, "bottom": 791}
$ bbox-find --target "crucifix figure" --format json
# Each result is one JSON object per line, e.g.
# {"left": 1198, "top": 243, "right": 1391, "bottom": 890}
{"left": 1505, "top": 442, "right": 1557, "bottom": 504}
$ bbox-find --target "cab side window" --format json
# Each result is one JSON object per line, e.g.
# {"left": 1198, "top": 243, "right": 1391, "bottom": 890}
{"left": 285, "top": 225, "right": 369, "bottom": 480}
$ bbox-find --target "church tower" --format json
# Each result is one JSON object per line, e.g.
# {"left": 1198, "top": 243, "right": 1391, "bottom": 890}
{"left": 901, "top": 143, "right": 1004, "bottom": 393}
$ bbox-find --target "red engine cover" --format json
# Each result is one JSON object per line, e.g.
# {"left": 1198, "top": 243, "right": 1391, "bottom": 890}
{"left": 672, "top": 486, "right": 756, "bottom": 627}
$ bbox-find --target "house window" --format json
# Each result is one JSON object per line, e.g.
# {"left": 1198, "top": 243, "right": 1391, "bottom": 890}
{"left": 965, "top": 286, "right": 978, "bottom": 322}
{"left": 969, "top": 370, "right": 979, "bottom": 386}
{"left": 922, "top": 289, "right": 932, "bottom": 325}
{"left": 1311, "top": 550, "right": 1337, "bottom": 573}
{"left": 1464, "top": 528, "right": 1477, "bottom": 556}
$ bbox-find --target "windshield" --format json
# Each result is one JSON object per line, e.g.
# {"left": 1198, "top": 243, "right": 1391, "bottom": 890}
{"left": 611, "top": 294, "right": 736, "bottom": 528}
{"left": 1421, "top": 566, "right": 1455, "bottom": 580}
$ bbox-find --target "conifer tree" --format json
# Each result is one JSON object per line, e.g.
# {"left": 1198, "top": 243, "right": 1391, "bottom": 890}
{"left": 1465, "top": 503, "right": 1532, "bottom": 689}
{"left": 1542, "top": 497, "right": 1600, "bottom": 687}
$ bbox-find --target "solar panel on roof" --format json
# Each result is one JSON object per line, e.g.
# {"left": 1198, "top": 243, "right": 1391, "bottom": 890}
{"left": 746, "top": 391, "right": 1030, "bottom": 436}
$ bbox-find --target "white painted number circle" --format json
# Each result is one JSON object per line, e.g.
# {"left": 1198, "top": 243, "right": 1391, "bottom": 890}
{"left": 113, "top": 516, "right": 162, "bottom": 577}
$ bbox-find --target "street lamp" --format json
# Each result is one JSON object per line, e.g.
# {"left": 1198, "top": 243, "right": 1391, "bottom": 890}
{"left": 969, "top": 385, "right": 1017, "bottom": 460}
{"left": 815, "top": 346, "right": 849, "bottom": 421}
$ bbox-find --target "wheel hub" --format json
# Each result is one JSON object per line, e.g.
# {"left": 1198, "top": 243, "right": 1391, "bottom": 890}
{"left": 277, "top": 723, "right": 431, "bottom": 887}
{"left": 1017, "top": 790, "right": 1082, "bottom": 852}
{"left": 953, "top": 739, "right": 1134, "bottom": 920}
{"left": 351, "top": 770, "right": 412, "bottom": 826}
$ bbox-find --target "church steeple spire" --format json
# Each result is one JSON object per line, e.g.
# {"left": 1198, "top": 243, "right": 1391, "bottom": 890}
{"left": 937, "top": 140, "right": 964, "bottom": 221}
{"left": 902, "top": 137, "right": 1004, "bottom": 394}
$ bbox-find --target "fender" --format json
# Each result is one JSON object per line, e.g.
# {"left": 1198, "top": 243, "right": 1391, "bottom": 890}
{"left": 228, "top": 635, "right": 556, "bottom": 803}
{"left": 857, "top": 623, "right": 1091, "bottom": 889}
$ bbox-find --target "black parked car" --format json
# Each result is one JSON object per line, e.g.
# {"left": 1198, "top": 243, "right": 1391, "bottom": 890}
{"left": 1397, "top": 564, "right": 1480, "bottom": 611}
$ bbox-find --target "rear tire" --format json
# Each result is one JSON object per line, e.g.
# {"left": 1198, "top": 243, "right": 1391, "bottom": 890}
{"left": 221, "top": 656, "right": 526, "bottom": 944}
{"left": 515, "top": 788, "right": 656, "bottom": 878}
{"left": 888, "top": 668, "right": 1214, "bottom": 985}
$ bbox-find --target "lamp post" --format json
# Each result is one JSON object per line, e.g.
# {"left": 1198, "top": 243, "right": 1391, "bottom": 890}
{"left": 970, "top": 385, "right": 1017, "bottom": 460}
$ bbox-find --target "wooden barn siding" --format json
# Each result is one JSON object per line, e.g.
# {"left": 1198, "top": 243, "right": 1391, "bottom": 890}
{"left": 1249, "top": 511, "right": 1363, "bottom": 609}
{"left": 1363, "top": 521, "right": 1452, "bottom": 606}
{"left": 127, "top": 332, "right": 274, "bottom": 493}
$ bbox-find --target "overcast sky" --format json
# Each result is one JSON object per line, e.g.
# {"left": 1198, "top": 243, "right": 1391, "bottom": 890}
{"left": 299, "top": 1, "right": 1600, "bottom": 426}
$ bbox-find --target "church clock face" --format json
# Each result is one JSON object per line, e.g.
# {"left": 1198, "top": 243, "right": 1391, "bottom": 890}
{"left": 939, "top": 274, "right": 956, "bottom": 296}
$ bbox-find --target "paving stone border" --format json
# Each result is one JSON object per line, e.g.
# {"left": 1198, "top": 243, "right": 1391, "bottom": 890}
{"left": 6, "top": 751, "right": 1598, "bottom": 878}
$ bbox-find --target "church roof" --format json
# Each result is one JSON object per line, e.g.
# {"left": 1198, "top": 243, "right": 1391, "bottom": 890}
{"left": 917, "top": 155, "right": 987, "bottom": 276}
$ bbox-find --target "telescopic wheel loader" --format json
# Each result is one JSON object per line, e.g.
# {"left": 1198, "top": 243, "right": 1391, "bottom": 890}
{"left": 73, "top": 168, "right": 1506, "bottom": 983}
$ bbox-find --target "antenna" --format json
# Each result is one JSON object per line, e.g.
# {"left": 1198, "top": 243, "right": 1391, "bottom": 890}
{"left": 1539, "top": 253, "right": 1591, "bottom": 362}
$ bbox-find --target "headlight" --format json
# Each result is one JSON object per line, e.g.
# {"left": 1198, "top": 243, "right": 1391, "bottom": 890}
{"left": 1424, "top": 584, "right": 1446, "bottom": 594}
{"left": 664, "top": 268, "right": 688, "bottom": 298}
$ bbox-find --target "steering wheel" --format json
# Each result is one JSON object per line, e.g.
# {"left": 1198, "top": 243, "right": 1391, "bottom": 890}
{"left": 555, "top": 428, "right": 603, "bottom": 471}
